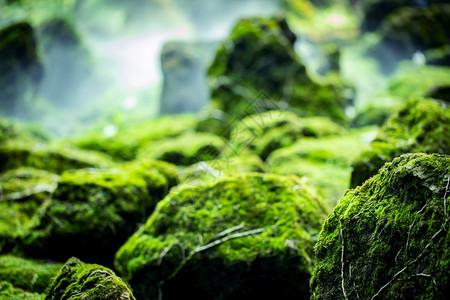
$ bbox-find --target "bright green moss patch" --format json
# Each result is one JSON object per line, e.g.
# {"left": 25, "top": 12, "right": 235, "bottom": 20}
{"left": 45, "top": 257, "right": 135, "bottom": 300}
{"left": 74, "top": 114, "right": 198, "bottom": 160}
{"left": 115, "top": 172, "right": 329, "bottom": 299}
{"left": 0, "top": 281, "right": 43, "bottom": 300}
{"left": 311, "top": 153, "right": 450, "bottom": 299}
{"left": 138, "top": 132, "right": 225, "bottom": 165}
{"left": 268, "top": 127, "right": 376, "bottom": 203}
{"left": 0, "top": 255, "right": 62, "bottom": 294}
{"left": 22, "top": 159, "right": 178, "bottom": 264}
{"left": 0, "top": 140, "right": 114, "bottom": 174}
{"left": 351, "top": 98, "right": 449, "bottom": 187}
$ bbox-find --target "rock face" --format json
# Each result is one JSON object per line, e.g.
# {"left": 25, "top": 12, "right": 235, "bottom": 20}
{"left": 351, "top": 98, "right": 449, "bottom": 187}
{"left": 115, "top": 173, "right": 329, "bottom": 300}
{"left": 207, "top": 16, "right": 347, "bottom": 127}
{"left": 45, "top": 257, "right": 136, "bottom": 300}
{"left": 311, "top": 153, "right": 450, "bottom": 299}
{"left": 0, "top": 22, "right": 43, "bottom": 115}
{"left": 22, "top": 159, "right": 178, "bottom": 264}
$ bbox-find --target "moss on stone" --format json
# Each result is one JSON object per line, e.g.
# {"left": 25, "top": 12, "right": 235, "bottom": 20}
{"left": 0, "top": 281, "right": 43, "bottom": 299}
{"left": 138, "top": 132, "right": 225, "bottom": 165}
{"left": 351, "top": 98, "right": 449, "bottom": 187}
{"left": 0, "top": 255, "right": 62, "bottom": 294}
{"left": 115, "top": 172, "right": 329, "bottom": 299}
{"left": 45, "top": 257, "right": 135, "bottom": 300}
{"left": 74, "top": 114, "right": 198, "bottom": 160}
{"left": 311, "top": 153, "right": 450, "bottom": 299}
{"left": 22, "top": 159, "right": 178, "bottom": 264}
{"left": 0, "top": 119, "right": 48, "bottom": 145}
{"left": 0, "top": 140, "right": 114, "bottom": 174}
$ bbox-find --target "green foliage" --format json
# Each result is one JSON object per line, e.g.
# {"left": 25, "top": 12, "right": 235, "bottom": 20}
{"left": 0, "top": 255, "right": 61, "bottom": 294}
{"left": 115, "top": 172, "right": 329, "bottom": 299}
{"left": 311, "top": 153, "right": 450, "bottom": 299}
{"left": 45, "top": 257, "right": 135, "bottom": 300}
{"left": 0, "top": 281, "right": 43, "bottom": 300}
{"left": 351, "top": 98, "right": 450, "bottom": 187}
{"left": 22, "top": 159, "right": 178, "bottom": 264}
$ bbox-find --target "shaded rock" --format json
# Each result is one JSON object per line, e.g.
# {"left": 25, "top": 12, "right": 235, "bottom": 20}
{"left": 426, "top": 84, "right": 450, "bottom": 103}
{"left": 351, "top": 98, "right": 449, "bottom": 187}
{"left": 22, "top": 159, "right": 178, "bottom": 264}
{"left": 0, "top": 255, "right": 62, "bottom": 294}
{"left": 115, "top": 172, "right": 329, "bottom": 299}
{"left": 138, "top": 132, "right": 225, "bottom": 165}
{"left": 0, "top": 22, "right": 43, "bottom": 115}
{"left": 45, "top": 257, "right": 135, "bottom": 300}
{"left": 311, "top": 153, "right": 450, "bottom": 299}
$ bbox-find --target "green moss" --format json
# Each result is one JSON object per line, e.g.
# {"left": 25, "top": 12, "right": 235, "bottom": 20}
{"left": 311, "top": 153, "right": 450, "bottom": 299}
{"left": 73, "top": 114, "right": 198, "bottom": 160}
{"left": 45, "top": 257, "right": 135, "bottom": 300}
{"left": 231, "top": 111, "right": 346, "bottom": 160}
{"left": 115, "top": 172, "right": 329, "bottom": 299}
{"left": 22, "top": 159, "right": 178, "bottom": 264}
{"left": 207, "top": 16, "right": 347, "bottom": 132}
{"left": 0, "top": 119, "right": 49, "bottom": 145}
{"left": 0, "top": 281, "right": 44, "bottom": 299}
{"left": 351, "top": 98, "right": 449, "bottom": 187}
{"left": 0, "top": 140, "right": 114, "bottom": 174}
{"left": 0, "top": 255, "right": 62, "bottom": 294}
{"left": 138, "top": 132, "right": 225, "bottom": 165}
{"left": 268, "top": 127, "right": 376, "bottom": 203}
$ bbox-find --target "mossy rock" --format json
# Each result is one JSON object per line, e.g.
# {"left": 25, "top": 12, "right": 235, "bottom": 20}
{"left": 74, "top": 114, "right": 198, "bottom": 160}
{"left": 0, "top": 255, "right": 62, "bottom": 294}
{"left": 0, "top": 140, "right": 114, "bottom": 174}
{"left": 0, "top": 22, "right": 43, "bottom": 115}
{"left": 137, "top": 132, "right": 225, "bottom": 166}
{"left": 115, "top": 172, "right": 329, "bottom": 299}
{"left": 207, "top": 16, "right": 347, "bottom": 130}
{"left": 230, "top": 110, "right": 346, "bottom": 160}
{"left": 45, "top": 257, "right": 135, "bottom": 300}
{"left": 351, "top": 103, "right": 400, "bottom": 127}
{"left": 0, "top": 168, "right": 59, "bottom": 254}
{"left": 351, "top": 98, "right": 449, "bottom": 187}
{"left": 0, "top": 119, "right": 48, "bottom": 145}
{"left": 22, "top": 159, "right": 178, "bottom": 264}
{"left": 268, "top": 127, "right": 376, "bottom": 203}
{"left": 311, "top": 153, "right": 450, "bottom": 299}
{"left": 426, "top": 84, "right": 450, "bottom": 103}
{"left": 0, "top": 280, "right": 43, "bottom": 299}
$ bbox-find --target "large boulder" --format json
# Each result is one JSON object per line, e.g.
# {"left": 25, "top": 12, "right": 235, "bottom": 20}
{"left": 207, "top": 16, "right": 347, "bottom": 130}
{"left": 351, "top": 98, "right": 449, "bottom": 187}
{"left": 115, "top": 172, "right": 329, "bottom": 299}
{"left": 45, "top": 257, "right": 136, "bottom": 300}
{"left": 0, "top": 22, "right": 43, "bottom": 115}
{"left": 311, "top": 153, "right": 450, "bottom": 299}
{"left": 22, "top": 159, "right": 178, "bottom": 264}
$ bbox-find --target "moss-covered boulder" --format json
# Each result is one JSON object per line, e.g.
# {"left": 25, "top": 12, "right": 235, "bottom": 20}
{"left": 22, "top": 159, "right": 178, "bottom": 264}
{"left": 268, "top": 127, "right": 375, "bottom": 202}
{"left": 0, "top": 119, "right": 48, "bottom": 144}
{"left": 0, "top": 255, "right": 62, "bottom": 294}
{"left": 115, "top": 172, "right": 329, "bottom": 299}
{"left": 311, "top": 153, "right": 450, "bottom": 299}
{"left": 207, "top": 16, "right": 347, "bottom": 128}
{"left": 74, "top": 114, "right": 198, "bottom": 160}
{"left": 0, "top": 140, "right": 114, "bottom": 174}
{"left": 0, "top": 22, "right": 43, "bottom": 115}
{"left": 46, "top": 257, "right": 135, "bottom": 300}
{"left": 0, "top": 280, "right": 43, "bottom": 299}
{"left": 138, "top": 132, "right": 225, "bottom": 165}
{"left": 351, "top": 98, "right": 449, "bottom": 187}
{"left": 0, "top": 168, "right": 59, "bottom": 254}
{"left": 231, "top": 110, "right": 346, "bottom": 160}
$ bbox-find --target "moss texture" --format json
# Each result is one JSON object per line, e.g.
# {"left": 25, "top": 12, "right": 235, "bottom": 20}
{"left": 207, "top": 16, "right": 347, "bottom": 129}
{"left": 0, "top": 140, "right": 114, "bottom": 174}
{"left": 22, "top": 159, "right": 178, "bottom": 265}
{"left": 0, "top": 281, "right": 43, "bottom": 299}
{"left": 138, "top": 132, "right": 225, "bottom": 165}
{"left": 0, "top": 255, "right": 62, "bottom": 294}
{"left": 0, "top": 119, "right": 48, "bottom": 144}
{"left": 231, "top": 110, "right": 346, "bottom": 160}
{"left": 311, "top": 153, "right": 450, "bottom": 299}
{"left": 115, "top": 172, "right": 329, "bottom": 299}
{"left": 351, "top": 98, "right": 449, "bottom": 187}
{"left": 45, "top": 257, "right": 135, "bottom": 300}
{"left": 74, "top": 114, "right": 198, "bottom": 160}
